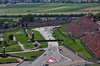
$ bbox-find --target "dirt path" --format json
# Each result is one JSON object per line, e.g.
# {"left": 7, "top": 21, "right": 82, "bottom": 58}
{"left": 80, "top": 7, "right": 100, "bottom": 11}
{"left": 37, "top": 6, "right": 68, "bottom": 12}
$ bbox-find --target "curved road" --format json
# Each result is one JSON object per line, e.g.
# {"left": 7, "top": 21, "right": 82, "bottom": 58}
{"left": 20, "top": 26, "right": 72, "bottom": 66}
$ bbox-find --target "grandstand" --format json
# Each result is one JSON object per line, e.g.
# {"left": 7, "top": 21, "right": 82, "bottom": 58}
{"left": 19, "top": 18, "right": 70, "bottom": 27}
{"left": 65, "top": 13, "right": 100, "bottom": 59}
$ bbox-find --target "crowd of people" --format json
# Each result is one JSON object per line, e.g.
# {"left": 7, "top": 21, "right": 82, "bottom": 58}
{"left": 65, "top": 15, "right": 100, "bottom": 58}
{"left": 19, "top": 19, "right": 70, "bottom": 27}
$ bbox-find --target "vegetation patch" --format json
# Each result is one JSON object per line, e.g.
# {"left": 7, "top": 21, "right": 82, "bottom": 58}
{"left": 4, "top": 3, "right": 46, "bottom": 8}
{"left": 0, "top": 30, "right": 31, "bottom": 45}
{"left": 24, "top": 44, "right": 35, "bottom": 49}
{"left": 0, "top": 31, "right": 18, "bottom": 47}
{"left": 5, "top": 45, "right": 22, "bottom": 52}
{"left": 11, "top": 51, "right": 45, "bottom": 61}
{"left": 15, "top": 33, "right": 30, "bottom": 44}
{"left": 28, "top": 29, "right": 48, "bottom": 48}
{"left": 0, "top": 58, "right": 18, "bottom": 63}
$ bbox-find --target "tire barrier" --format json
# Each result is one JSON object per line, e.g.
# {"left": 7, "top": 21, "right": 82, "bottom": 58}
{"left": 9, "top": 54, "right": 29, "bottom": 66}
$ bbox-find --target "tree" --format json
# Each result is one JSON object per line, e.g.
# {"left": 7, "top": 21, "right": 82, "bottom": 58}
{"left": 94, "top": 13, "right": 100, "bottom": 21}
{"left": 4, "top": 41, "right": 9, "bottom": 46}
{"left": 9, "top": 35, "right": 13, "bottom": 40}
{"left": 0, "top": 41, "right": 2, "bottom": 45}
{"left": 4, "top": 0, "right": 9, "bottom": 4}
{"left": 22, "top": 14, "right": 35, "bottom": 22}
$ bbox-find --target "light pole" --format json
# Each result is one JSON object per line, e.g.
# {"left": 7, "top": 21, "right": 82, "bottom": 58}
{"left": 32, "top": 32, "right": 34, "bottom": 42}
{"left": 3, "top": 46, "right": 5, "bottom": 55}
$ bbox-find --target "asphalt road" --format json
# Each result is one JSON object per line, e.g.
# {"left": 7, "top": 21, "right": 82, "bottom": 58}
{"left": 20, "top": 26, "right": 72, "bottom": 66}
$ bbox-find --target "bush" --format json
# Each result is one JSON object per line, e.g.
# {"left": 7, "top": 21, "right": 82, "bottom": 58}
{"left": 0, "top": 41, "right": 2, "bottom": 45}
{"left": 9, "top": 35, "right": 13, "bottom": 40}
{"left": 4, "top": 41, "right": 9, "bottom": 46}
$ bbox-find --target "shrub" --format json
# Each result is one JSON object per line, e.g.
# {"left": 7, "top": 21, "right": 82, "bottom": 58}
{"left": 0, "top": 41, "right": 2, "bottom": 45}
{"left": 9, "top": 35, "right": 13, "bottom": 40}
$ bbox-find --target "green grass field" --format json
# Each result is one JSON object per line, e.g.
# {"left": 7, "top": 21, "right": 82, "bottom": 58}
{"left": 24, "top": 44, "right": 35, "bottom": 49}
{"left": 11, "top": 51, "right": 44, "bottom": 61}
{"left": 0, "top": 3, "right": 100, "bottom": 15}
{"left": 0, "top": 29, "right": 48, "bottom": 52}
{"left": 0, "top": 58, "right": 18, "bottom": 63}
{"left": 0, "top": 31, "right": 18, "bottom": 47}
{"left": 28, "top": 29, "right": 48, "bottom": 48}
{"left": 0, "top": 30, "right": 30, "bottom": 44}
{"left": 0, "top": 30, "right": 31, "bottom": 52}
{"left": 53, "top": 24, "right": 93, "bottom": 60}
{"left": 15, "top": 32, "right": 30, "bottom": 44}
{"left": 0, "top": 45, "right": 22, "bottom": 52}
{"left": 0, "top": 17, "right": 21, "bottom": 21}
{"left": 5, "top": 45, "right": 22, "bottom": 52}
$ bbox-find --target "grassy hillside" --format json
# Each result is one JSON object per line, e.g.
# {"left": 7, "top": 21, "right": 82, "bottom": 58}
{"left": 53, "top": 24, "right": 94, "bottom": 60}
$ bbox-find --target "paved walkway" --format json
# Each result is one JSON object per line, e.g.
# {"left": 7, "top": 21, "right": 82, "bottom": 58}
{"left": 13, "top": 36, "right": 16, "bottom": 42}
{"left": 13, "top": 36, "right": 26, "bottom": 51}
{"left": 18, "top": 42, "right": 26, "bottom": 51}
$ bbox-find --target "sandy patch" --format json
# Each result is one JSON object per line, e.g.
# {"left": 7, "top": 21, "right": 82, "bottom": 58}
{"left": 37, "top": 6, "right": 68, "bottom": 12}
{"left": 80, "top": 8, "right": 100, "bottom": 11}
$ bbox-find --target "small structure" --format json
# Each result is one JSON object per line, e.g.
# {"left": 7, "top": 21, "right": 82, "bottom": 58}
{"left": 0, "top": 35, "right": 4, "bottom": 41}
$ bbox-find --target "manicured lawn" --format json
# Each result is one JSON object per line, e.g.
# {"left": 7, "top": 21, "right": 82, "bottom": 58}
{"left": 53, "top": 24, "right": 93, "bottom": 59}
{"left": 11, "top": 51, "right": 45, "bottom": 61}
{"left": 1, "top": 40, "right": 18, "bottom": 47}
{"left": 28, "top": 29, "right": 48, "bottom": 48}
{"left": 0, "top": 45, "right": 22, "bottom": 53}
{"left": 15, "top": 32, "right": 30, "bottom": 44}
{"left": 0, "top": 30, "right": 31, "bottom": 45}
{"left": 24, "top": 44, "right": 35, "bottom": 49}
{"left": 5, "top": 45, "right": 22, "bottom": 52}
{"left": 0, "top": 58, "right": 18, "bottom": 63}
{"left": 0, "top": 31, "right": 18, "bottom": 47}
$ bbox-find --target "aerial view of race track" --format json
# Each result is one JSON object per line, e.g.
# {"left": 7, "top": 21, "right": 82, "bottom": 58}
{"left": 0, "top": 0, "right": 100, "bottom": 66}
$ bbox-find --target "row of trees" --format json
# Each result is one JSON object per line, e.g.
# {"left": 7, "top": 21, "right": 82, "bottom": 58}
{"left": 0, "top": 13, "right": 86, "bottom": 29}
{"left": 0, "top": 13, "right": 86, "bottom": 18}
{"left": 0, "top": 13, "right": 89, "bottom": 29}
{"left": 0, "top": 0, "right": 100, "bottom": 4}
{"left": 0, "top": 19, "right": 18, "bottom": 29}
{"left": 93, "top": 13, "right": 100, "bottom": 21}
